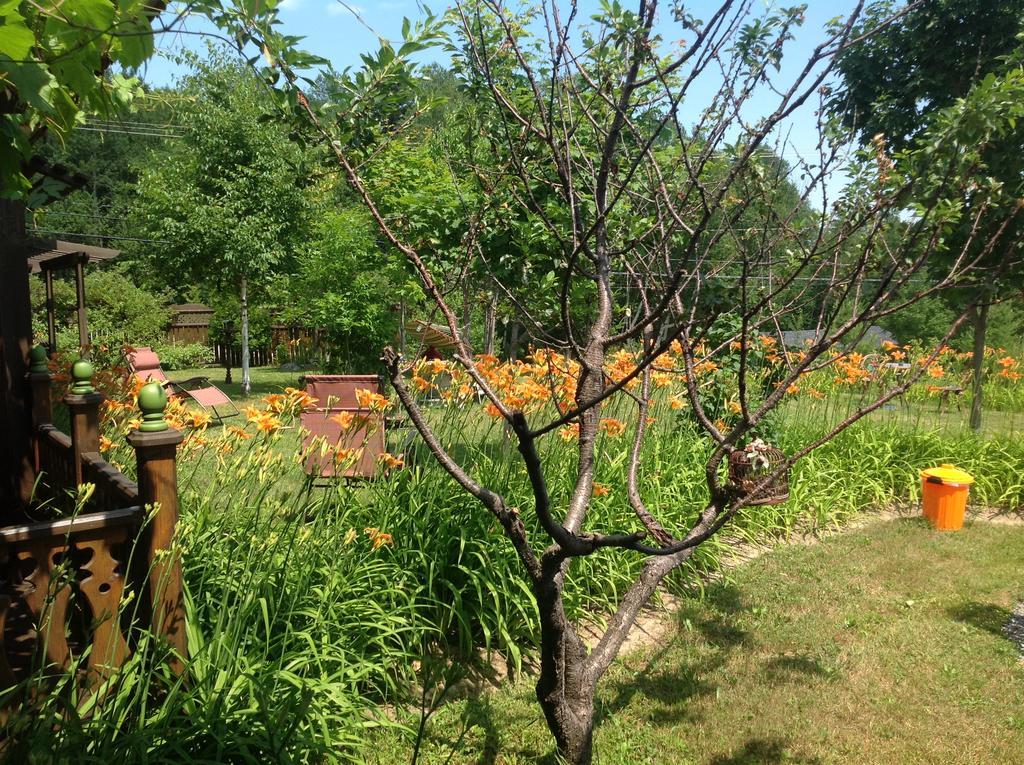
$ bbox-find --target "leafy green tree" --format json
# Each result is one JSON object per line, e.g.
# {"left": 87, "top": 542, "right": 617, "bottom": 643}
{"left": 830, "top": 0, "right": 1024, "bottom": 429}
{"left": 286, "top": 205, "right": 421, "bottom": 371}
{"left": 0, "top": 0, "right": 160, "bottom": 196}
{"left": 134, "top": 53, "right": 311, "bottom": 393}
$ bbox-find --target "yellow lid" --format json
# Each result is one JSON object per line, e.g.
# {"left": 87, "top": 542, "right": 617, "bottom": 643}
{"left": 920, "top": 463, "right": 974, "bottom": 486}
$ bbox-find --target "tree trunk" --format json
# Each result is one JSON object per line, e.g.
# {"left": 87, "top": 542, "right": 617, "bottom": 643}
{"left": 506, "top": 320, "right": 521, "bottom": 362}
{"left": 240, "top": 275, "right": 251, "bottom": 396}
{"left": 462, "top": 281, "right": 472, "bottom": 345}
{"left": 535, "top": 571, "right": 597, "bottom": 765}
{"left": 483, "top": 295, "right": 497, "bottom": 356}
{"left": 969, "top": 301, "right": 989, "bottom": 432}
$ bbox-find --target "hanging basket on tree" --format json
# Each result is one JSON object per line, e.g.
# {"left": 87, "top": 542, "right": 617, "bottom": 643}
{"left": 728, "top": 439, "right": 790, "bottom": 506}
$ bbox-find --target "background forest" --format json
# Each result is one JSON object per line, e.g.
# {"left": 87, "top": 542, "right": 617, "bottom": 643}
{"left": 32, "top": 48, "right": 1024, "bottom": 379}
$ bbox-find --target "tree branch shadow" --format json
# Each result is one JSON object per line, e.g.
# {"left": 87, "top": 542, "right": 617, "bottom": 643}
{"left": 707, "top": 736, "right": 823, "bottom": 765}
{"left": 596, "top": 583, "right": 752, "bottom": 726}
{"left": 947, "top": 600, "right": 1012, "bottom": 638}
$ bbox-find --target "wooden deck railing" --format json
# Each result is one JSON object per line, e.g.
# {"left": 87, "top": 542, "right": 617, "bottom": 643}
{"left": 0, "top": 347, "right": 186, "bottom": 693}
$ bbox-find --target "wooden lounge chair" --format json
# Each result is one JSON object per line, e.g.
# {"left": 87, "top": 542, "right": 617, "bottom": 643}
{"left": 300, "top": 375, "right": 385, "bottom": 480}
{"left": 127, "top": 347, "right": 238, "bottom": 421}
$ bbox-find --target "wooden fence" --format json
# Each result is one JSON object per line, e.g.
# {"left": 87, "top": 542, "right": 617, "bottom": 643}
{"left": 166, "top": 304, "right": 327, "bottom": 368}
{"left": 166, "top": 303, "right": 214, "bottom": 346}
{"left": 213, "top": 342, "right": 275, "bottom": 368}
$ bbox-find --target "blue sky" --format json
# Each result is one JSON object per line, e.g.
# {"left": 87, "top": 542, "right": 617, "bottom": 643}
{"left": 143, "top": 1, "right": 861, "bottom": 188}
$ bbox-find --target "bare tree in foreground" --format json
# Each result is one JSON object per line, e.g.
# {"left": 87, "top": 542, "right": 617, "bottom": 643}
{"left": 227, "top": 1, "right": 1024, "bottom": 761}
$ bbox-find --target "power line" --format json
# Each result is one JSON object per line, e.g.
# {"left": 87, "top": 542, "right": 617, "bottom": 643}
{"left": 30, "top": 210, "right": 133, "bottom": 223}
{"left": 28, "top": 229, "right": 170, "bottom": 245}
{"left": 75, "top": 126, "right": 185, "bottom": 139}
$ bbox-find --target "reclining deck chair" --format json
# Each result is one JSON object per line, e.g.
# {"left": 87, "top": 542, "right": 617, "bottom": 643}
{"left": 127, "top": 347, "right": 239, "bottom": 421}
{"left": 300, "top": 375, "right": 385, "bottom": 481}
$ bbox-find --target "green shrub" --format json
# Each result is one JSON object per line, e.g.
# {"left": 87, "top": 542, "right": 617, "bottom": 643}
{"left": 30, "top": 268, "right": 172, "bottom": 350}
{"left": 152, "top": 342, "right": 214, "bottom": 370}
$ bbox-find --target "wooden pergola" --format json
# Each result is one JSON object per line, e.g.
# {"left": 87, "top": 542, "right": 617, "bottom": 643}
{"left": 404, "top": 319, "right": 459, "bottom": 351}
{"left": 27, "top": 239, "right": 121, "bottom": 353}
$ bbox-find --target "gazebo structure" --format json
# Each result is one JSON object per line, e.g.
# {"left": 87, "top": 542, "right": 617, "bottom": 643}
{"left": 404, "top": 319, "right": 459, "bottom": 355}
{"left": 27, "top": 238, "right": 121, "bottom": 353}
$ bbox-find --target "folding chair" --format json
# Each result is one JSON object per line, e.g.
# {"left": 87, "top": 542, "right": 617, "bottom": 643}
{"left": 127, "top": 347, "right": 239, "bottom": 421}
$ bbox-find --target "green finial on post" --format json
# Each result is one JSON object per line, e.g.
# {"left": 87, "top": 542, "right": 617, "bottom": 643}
{"left": 29, "top": 344, "right": 49, "bottom": 374}
{"left": 137, "top": 381, "right": 169, "bottom": 432}
{"left": 70, "top": 358, "right": 95, "bottom": 394}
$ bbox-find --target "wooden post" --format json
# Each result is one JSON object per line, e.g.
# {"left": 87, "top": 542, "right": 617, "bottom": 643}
{"left": 74, "top": 255, "right": 89, "bottom": 354}
{"left": 127, "top": 382, "right": 187, "bottom": 673}
{"left": 0, "top": 197, "right": 34, "bottom": 518}
{"left": 63, "top": 358, "right": 103, "bottom": 486}
{"left": 44, "top": 269, "right": 57, "bottom": 353}
{"left": 28, "top": 345, "right": 52, "bottom": 475}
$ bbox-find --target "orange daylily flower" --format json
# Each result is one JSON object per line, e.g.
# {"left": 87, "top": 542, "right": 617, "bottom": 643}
{"left": 331, "top": 411, "right": 355, "bottom": 430}
{"left": 378, "top": 452, "right": 405, "bottom": 469}
{"left": 355, "top": 388, "right": 392, "bottom": 412}
{"left": 560, "top": 423, "right": 580, "bottom": 441}
{"left": 599, "top": 418, "right": 626, "bottom": 437}
{"left": 364, "top": 527, "right": 394, "bottom": 550}
{"left": 227, "top": 425, "right": 252, "bottom": 440}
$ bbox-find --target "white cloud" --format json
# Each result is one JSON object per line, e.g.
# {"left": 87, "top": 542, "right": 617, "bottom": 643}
{"left": 278, "top": 0, "right": 302, "bottom": 9}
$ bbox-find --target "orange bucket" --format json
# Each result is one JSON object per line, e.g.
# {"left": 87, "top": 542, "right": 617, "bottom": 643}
{"left": 920, "top": 464, "right": 974, "bottom": 531}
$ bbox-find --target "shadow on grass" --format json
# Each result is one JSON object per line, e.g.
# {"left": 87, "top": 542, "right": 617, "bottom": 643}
{"left": 947, "top": 600, "right": 1013, "bottom": 639}
{"left": 762, "top": 653, "right": 832, "bottom": 683}
{"left": 425, "top": 695, "right": 555, "bottom": 765}
{"left": 707, "top": 736, "right": 823, "bottom": 765}
{"left": 597, "top": 583, "right": 752, "bottom": 727}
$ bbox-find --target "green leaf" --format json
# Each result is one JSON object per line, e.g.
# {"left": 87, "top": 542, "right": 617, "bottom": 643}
{"left": 58, "top": 0, "right": 116, "bottom": 33}
{"left": 115, "top": 18, "right": 155, "bottom": 68}
{"left": 2, "top": 62, "right": 55, "bottom": 111}
{"left": 0, "top": 14, "right": 34, "bottom": 60}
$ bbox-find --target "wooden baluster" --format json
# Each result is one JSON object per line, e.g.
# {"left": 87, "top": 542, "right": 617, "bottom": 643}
{"left": 27, "top": 345, "right": 52, "bottom": 477}
{"left": 0, "top": 595, "right": 14, "bottom": 691}
{"left": 16, "top": 540, "right": 73, "bottom": 671}
{"left": 127, "top": 383, "right": 186, "bottom": 674}
{"left": 75, "top": 529, "right": 130, "bottom": 683}
{"left": 63, "top": 359, "right": 104, "bottom": 488}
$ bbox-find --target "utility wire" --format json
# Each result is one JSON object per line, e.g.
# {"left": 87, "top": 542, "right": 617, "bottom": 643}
{"left": 28, "top": 229, "right": 169, "bottom": 245}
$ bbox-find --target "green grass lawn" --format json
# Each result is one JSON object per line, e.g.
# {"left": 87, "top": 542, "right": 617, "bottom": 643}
{"left": 168, "top": 365, "right": 316, "bottom": 403}
{"left": 779, "top": 390, "right": 1024, "bottom": 439}
{"left": 366, "top": 516, "right": 1024, "bottom": 764}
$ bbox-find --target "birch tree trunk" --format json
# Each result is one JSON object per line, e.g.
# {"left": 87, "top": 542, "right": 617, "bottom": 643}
{"left": 969, "top": 301, "right": 989, "bottom": 432}
{"left": 240, "top": 275, "right": 251, "bottom": 396}
{"left": 483, "top": 294, "right": 497, "bottom": 356}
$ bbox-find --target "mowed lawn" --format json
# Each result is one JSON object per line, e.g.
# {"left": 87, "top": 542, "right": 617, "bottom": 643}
{"left": 368, "top": 517, "right": 1024, "bottom": 764}
{"left": 168, "top": 366, "right": 312, "bottom": 403}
